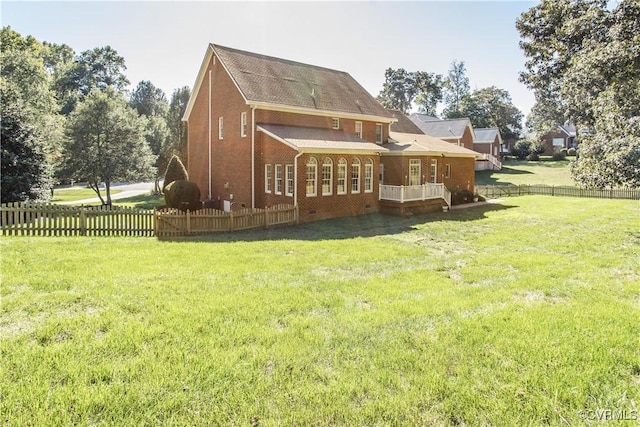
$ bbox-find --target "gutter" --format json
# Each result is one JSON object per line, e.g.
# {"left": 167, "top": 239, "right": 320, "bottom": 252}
{"left": 251, "top": 106, "right": 256, "bottom": 208}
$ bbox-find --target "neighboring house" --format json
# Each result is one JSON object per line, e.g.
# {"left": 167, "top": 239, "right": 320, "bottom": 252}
{"left": 387, "top": 109, "right": 424, "bottom": 134}
{"left": 540, "top": 123, "right": 578, "bottom": 155}
{"left": 473, "top": 128, "right": 502, "bottom": 171}
{"left": 183, "top": 44, "right": 478, "bottom": 222}
{"left": 408, "top": 114, "right": 476, "bottom": 151}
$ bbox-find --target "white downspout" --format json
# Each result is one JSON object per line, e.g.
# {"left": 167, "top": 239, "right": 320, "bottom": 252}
{"left": 251, "top": 106, "right": 256, "bottom": 208}
{"left": 293, "top": 151, "right": 303, "bottom": 208}
{"left": 207, "top": 69, "right": 212, "bottom": 200}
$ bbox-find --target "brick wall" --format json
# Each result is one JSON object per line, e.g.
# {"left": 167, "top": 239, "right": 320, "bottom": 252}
{"left": 380, "top": 155, "right": 475, "bottom": 191}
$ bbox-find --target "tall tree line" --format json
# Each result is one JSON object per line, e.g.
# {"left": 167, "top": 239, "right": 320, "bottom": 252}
{"left": 1, "top": 26, "right": 191, "bottom": 204}
{"left": 377, "top": 61, "right": 523, "bottom": 143}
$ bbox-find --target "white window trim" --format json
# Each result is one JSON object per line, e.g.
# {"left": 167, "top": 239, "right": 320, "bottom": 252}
{"left": 275, "top": 164, "right": 282, "bottom": 195}
{"left": 322, "top": 158, "right": 333, "bottom": 196}
{"left": 364, "top": 158, "right": 374, "bottom": 193}
{"left": 375, "top": 123, "right": 383, "bottom": 144}
{"left": 430, "top": 159, "right": 437, "bottom": 183}
{"left": 265, "top": 164, "right": 272, "bottom": 193}
{"left": 306, "top": 158, "right": 317, "bottom": 197}
{"left": 218, "top": 116, "right": 224, "bottom": 140}
{"left": 332, "top": 118, "right": 340, "bottom": 129}
{"left": 337, "top": 158, "right": 347, "bottom": 195}
{"left": 351, "top": 159, "right": 361, "bottom": 194}
{"left": 355, "top": 121, "right": 363, "bottom": 139}
{"left": 285, "top": 164, "right": 294, "bottom": 196}
{"left": 240, "top": 112, "right": 247, "bottom": 137}
{"left": 409, "top": 159, "right": 421, "bottom": 186}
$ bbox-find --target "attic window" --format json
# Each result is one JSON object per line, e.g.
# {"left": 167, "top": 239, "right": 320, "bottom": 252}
{"left": 332, "top": 118, "right": 340, "bottom": 129}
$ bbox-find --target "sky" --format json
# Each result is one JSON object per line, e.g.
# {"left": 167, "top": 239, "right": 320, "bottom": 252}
{"left": 2, "top": 1, "right": 537, "bottom": 118}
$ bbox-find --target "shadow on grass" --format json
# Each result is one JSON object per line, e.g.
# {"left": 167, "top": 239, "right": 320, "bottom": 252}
{"left": 159, "top": 202, "right": 516, "bottom": 243}
{"left": 476, "top": 167, "right": 533, "bottom": 186}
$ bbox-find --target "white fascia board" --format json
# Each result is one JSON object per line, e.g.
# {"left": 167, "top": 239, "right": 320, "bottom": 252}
{"left": 297, "top": 147, "right": 389, "bottom": 155}
{"left": 250, "top": 102, "right": 396, "bottom": 124}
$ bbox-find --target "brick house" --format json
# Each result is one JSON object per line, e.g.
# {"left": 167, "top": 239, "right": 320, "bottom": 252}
{"left": 183, "top": 44, "right": 478, "bottom": 222}
{"left": 408, "top": 114, "right": 476, "bottom": 151}
{"left": 473, "top": 128, "right": 503, "bottom": 171}
{"left": 540, "top": 123, "right": 578, "bottom": 155}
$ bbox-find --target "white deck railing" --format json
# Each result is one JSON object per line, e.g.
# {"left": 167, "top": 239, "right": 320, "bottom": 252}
{"left": 379, "top": 183, "right": 450, "bottom": 206}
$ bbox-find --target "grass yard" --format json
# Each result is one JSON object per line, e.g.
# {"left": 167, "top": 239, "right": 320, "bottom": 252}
{"left": 51, "top": 187, "right": 122, "bottom": 203}
{"left": 476, "top": 158, "right": 576, "bottom": 186}
{"left": 1, "top": 196, "right": 639, "bottom": 425}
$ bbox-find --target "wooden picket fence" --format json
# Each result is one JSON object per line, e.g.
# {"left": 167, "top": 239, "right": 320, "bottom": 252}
{"left": 475, "top": 184, "right": 640, "bottom": 200}
{"left": 0, "top": 202, "right": 298, "bottom": 237}
{"left": 155, "top": 204, "right": 298, "bottom": 237}
{"left": 0, "top": 202, "right": 155, "bottom": 237}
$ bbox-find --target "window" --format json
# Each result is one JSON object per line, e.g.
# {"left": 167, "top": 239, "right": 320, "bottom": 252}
{"left": 445, "top": 164, "right": 451, "bottom": 179}
{"left": 322, "top": 157, "right": 333, "bottom": 196}
{"left": 306, "top": 157, "right": 317, "bottom": 197}
{"left": 265, "top": 164, "right": 272, "bottom": 193}
{"left": 430, "top": 159, "right": 437, "bottom": 183}
{"left": 364, "top": 158, "right": 374, "bottom": 193}
{"left": 355, "top": 121, "right": 363, "bottom": 139}
{"left": 375, "top": 124, "right": 383, "bottom": 144}
{"left": 351, "top": 158, "right": 361, "bottom": 193}
{"left": 409, "top": 159, "right": 421, "bottom": 186}
{"left": 552, "top": 137, "right": 564, "bottom": 148}
{"left": 337, "top": 158, "right": 347, "bottom": 195}
{"left": 332, "top": 118, "right": 340, "bottom": 129}
{"left": 240, "top": 112, "right": 247, "bottom": 137}
{"left": 275, "top": 164, "right": 283, "bottom": 195}
{"left": 218, "top": 117, "right": 224, "bottom": 140}
{"left": 285, "top": 165, "right": 294, "bottom": 196}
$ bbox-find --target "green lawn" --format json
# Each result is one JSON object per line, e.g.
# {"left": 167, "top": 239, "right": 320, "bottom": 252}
{"left": 51, "top": 187, "right": 122, "bottom": 203}
{"left": 476, "top": 157, "right": 576, "bottom": 186}
{"left": 2, "top": 196, "right": 639, "bottom": 425}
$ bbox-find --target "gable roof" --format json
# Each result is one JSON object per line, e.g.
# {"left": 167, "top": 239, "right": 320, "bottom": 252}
{"left": 387, "top": 109, "right": 425, "bottom": 134}
{"left": 473, "top": 128, "right": 502, "bottom": 144}
{"left": 388, "top": 132, "right": 481, "bottom": 158}
{"left": 409, "top": 114, "right": 474, "bottom": 139}
{"left": 559, "top": 123, "right": 577, "bottom": 137}
{"left": 184, "top": 44, "right": 394, "bottom": 122}
{"left": 258, "top": 124, "right": 388, "bottom": 154}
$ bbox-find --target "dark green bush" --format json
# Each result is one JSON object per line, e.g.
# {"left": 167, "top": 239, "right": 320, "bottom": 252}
{"left": 163, "top": 155, "right": 188, "bottom": 193}
{"left": 553, "top": 150, "right": 567, "bottom": 160}
{"left": 164, "top": 180, "right": 201, "bottom": 211}
{"left": 451, "top": 187, "right": 475, "bottom": 205}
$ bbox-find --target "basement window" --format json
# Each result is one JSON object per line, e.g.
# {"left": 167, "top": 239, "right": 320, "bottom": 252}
{"left": 332, "top": 118, "right": 340, "bottom": 129}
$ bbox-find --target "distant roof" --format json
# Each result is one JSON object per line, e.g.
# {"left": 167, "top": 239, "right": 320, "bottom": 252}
{"left": 184, "top": 44, "right": 394, "bottom": 121}
{"left": 409, "top": 114, "right": 473, "bottom": 139}
{"left": 559, "top": 123, "right": 577, "bottom": 137}
{"left": 473, "top": 128, "right": 502, "bottom": 144}
{"left": 387, "top": 109, "right": 424, "bottom": 134}
{"left": 388, "top": 132, "right": 481, "bottom": 158}
{"left": 258, "top": 124, "right": 388, "bottom": 153}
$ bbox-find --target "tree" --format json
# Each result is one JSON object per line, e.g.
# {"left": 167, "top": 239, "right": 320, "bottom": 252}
{"left": 130, "top": 80, "right": 168, "bottom": 117}
{"left": 1, "top": 102, "right": 53, "bottom": 202}
{"left": 442, "top": 60, "right": 470, "bottom": 119}
{"left": 377, "top": 68, "right": 444, "bottom": 115}
{"left": 162, "top": 155, "right": 188, "bottom": 193}
{"left": 129, "top": 80, "right": 170, "bottom": 192}
{"left": 0, "top": 27, "right": 60, "bottom": 200}
{"left": 166, "top": 86, "right": 191, "bottom": 166}
{"left": 517, "top": 0, "right": 640, "bottom": 188}
{"left": 62, "top": 89, "right": 155, "bottom": 205}
{"left": 461, "top": 86, "right": 523, "bottom": 142}
{"left": 55, "top": 46, "right": 129, "bottom": 114}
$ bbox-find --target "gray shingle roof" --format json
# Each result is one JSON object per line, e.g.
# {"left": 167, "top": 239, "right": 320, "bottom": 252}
{"left": 409, "top": 114, "right": 472, "bottom": 139}
{"left": 258, "top": 124, "right": 388, "bottom": 153}
{"left": 387, "top": 109, "right": 425, "bottom": 134}
{"left": 473, "top": 128, "right": 500, "bottom": 143}
{"left": 213, "top": 45, "right": 393, "bottom": 119}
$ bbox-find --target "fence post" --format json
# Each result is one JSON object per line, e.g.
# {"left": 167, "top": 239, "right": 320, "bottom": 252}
{"left": 229, "top": 211, "right": 234, "bottom": 232}
{"left": 186, "top": 210, "right": 191, "bottom": 235}
{"left": 80, "top": 207, "right": 87, "bottom": 236}
{"left": 264, "top": 207, "right": 269, "bottom": 229}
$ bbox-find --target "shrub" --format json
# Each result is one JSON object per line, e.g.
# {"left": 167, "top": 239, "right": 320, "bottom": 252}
{"left": 526, "top": 152, "right": 540, "bottom": 161}
{"left": 163, "top": 155, "right": 188, "bottom": 193}
{"left": 567, "top": 147, "right": 577, "bottom": 156}
{"left": 553, "top": 150, "right": 567, "bottom": 161}
{"left": 164, "top": 180, "right": 201, "bottom": 211}
{"left": 512, "top": 139, "right": 532, "bottom": 160}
